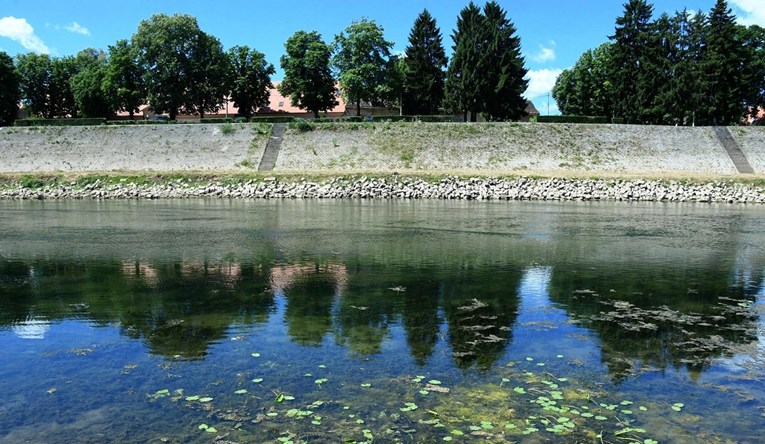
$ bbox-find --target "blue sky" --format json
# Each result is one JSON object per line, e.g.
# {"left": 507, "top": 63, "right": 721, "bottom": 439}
{"left": 1, "top": 0, "right": 763, "bottom": 114}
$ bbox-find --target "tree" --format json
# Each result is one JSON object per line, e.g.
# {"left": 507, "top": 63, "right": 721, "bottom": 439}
{"left": 50, "top": 56, "right": 79, "bottom": 117}
{"left": 479, "top": 1, "right": 528, "bottom": 121}
{"left": 132, "top": 13, "right": 212, "bottom": 120}
{"left": 740, "top": 25, "right": 765, "bottom": 120}
{"left": 103, "top": 39, "right": 145, "bottom": 120}
{"left": 332, "top": 19, "right": 395, "bottom": 116}
{"left": 70, "top": 49, "right": 111, "bottom": 118}
{"left": 228, "top": 45, "right": 275, "bottom": 119}
{"left": 0, "top": 51, "right": 20, "bottom": 126}
{"left": 402, "top": 9, "right": 447, "bottom": 115}
{"left": 552, "top": 43, "right": 614, "bottom": 118}
{"left": 279, "top": 31, "right": 338, "bottom": 118}
{"left": 609, "top": 0, "right": 654, "bottom": 123}
{"left": 186, "top": 32, "right": 230, "bottom": 118}
{"left": 445, "top": 2, "right": 484, "bottom": 121}
{"left": 701, "top": 0, "right": 745, "bottom": 125}
{"left": 15, "top": 53, "right": 52, "bottom": 118}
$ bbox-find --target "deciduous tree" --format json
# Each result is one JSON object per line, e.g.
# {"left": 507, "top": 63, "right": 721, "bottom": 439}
{"left": 332, "top": 19, "right": 395, "bottom": 116}
{"left": 279, "top": 31, "right": 338, "bottom": 118}
{"left": 228, "top": 45, "right": 274, "bottom": 119}
{"left": 0, "top": 52, "right": 20, "bottom": 126}
{"left": 102, "top": 39, "right": 145, "bottom": 119}
{"left": 15, "top": 53, "right": 52, "bottom": 118}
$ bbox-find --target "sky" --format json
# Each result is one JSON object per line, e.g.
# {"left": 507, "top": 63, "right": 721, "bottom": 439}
{"left": 1, "top": 0, "right": 763, "bottom": 115}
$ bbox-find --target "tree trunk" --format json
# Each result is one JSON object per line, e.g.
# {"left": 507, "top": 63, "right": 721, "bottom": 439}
{"left": 356, "top": 100, "right": 361, "bottom": 117}
{"left": 470, "top": 111, "right": 477, "bottom": 122}
{"left": 170, "top": 109, "right": 177, "bottom": 121}
{"left": 314, "top": 110, "right": 319, "bottom": 119}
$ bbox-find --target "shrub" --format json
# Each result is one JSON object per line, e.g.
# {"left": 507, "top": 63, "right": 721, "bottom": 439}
{"left": 14, "top": 118, "right": 106, "bottom": 127}
{"left": 611, "top": 117, "right": 626, "bottom": 124}
{"left": 19, "top": 176, "right": 45, "bottom": 189}
{"left": 220, "top": 122, "right": 236, "bottom": 134}
{"left": 289, "top": 118, "right": 315, "bottom": 132}
{"left": 201, "top": 118, "right": 233, "bottom": 124}
{"left": 536, "top": 115, "right": 608, "bottom": 124}
{"left": 250, "top": 115, "right": 295, "bottom": 123}
{"left": 415, "top": 115, "right": 455, "bottom": 122}
{"left": 106, "top": 120, "right": 137, "bottom": 125}
{"left": 371, "top": 115, "right": 414, "bottom": 122}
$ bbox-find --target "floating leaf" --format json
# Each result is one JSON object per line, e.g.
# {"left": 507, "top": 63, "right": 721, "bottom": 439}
{"left": 504, "top": 423, "right": 517, "bottom": 430}
{"left": 185, "top": 396, "right": 200, "bottom": 401}
{"left": 275, "top": 394, "right": 284, "bottom": 403}
{"left": 443, "top": 437, "right": 452, "bottom": 442}
{"left": 318, "top": 365, "right": 326, "bottom": 369}
{"left": 361, "top": 383, "right": 371, "bottom": 388}
{"left": 513, "top": 387, "right": 526, "bottom": 394}
{"left": 267, "top": 412, "right": 278, "bottom": 417}
{"left": 198, "top": 397, "right": 213, "bottom": 403}
{"left": 428, "top": 380, "right": 442, "bottom": 385}
{"left": 419, "top": 390, "right": 429, "bottom": 395}
{"left": 206, "top": 427, "right": 217, "bottom": 434}
{"left": 356, "top": 419, "right": 365, "bottom": 424}
{"left": 451, "top": 430, "right": 464, "bottom": 436}
{"left": 252, "top": 378, "right": 264, "bottom": 384}
{"left": 594, "top": 416, "right": 608, "bottom": 421}
{"left": 639, "top": 406, "right": 648, "bottom": 411}
{"left": 251, "top": 352, "right": 261, "bottom": 358}
{"left": 315, "top": 378, "right": 328, "bottom": 385}
{"left": 234, "top": 389, "right": 247, "bottom": 395}
{"left": 526, "top": 357, "right": 534, "bottom": 362}
{"left": 198, "top": 424, "right": 208, "bottom": 430}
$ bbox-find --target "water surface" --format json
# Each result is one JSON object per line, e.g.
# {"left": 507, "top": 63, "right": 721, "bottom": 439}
{"left": 0, "top": 200, "right": 763, "bottom": 443}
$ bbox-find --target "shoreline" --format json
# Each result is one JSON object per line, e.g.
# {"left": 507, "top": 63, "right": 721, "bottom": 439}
{"left": 2, "top": 174, "right": 764, "bottom": 204}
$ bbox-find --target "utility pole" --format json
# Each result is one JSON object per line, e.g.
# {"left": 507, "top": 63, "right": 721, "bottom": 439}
{"left": 547, "top": 92, "right": 550, "bottom": 115}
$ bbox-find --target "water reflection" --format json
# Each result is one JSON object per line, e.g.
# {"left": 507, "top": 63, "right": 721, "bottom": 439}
{"left": 1, "top": 254, "right": 761, "bottom": 377}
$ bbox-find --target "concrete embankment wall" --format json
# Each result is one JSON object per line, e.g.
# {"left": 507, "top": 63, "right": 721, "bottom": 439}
{"left": 0, "top": 122, "right": 763, "bottom": 176}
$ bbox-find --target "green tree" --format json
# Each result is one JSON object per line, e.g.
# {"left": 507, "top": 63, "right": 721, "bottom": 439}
{"left": 50, "top": 56, "right": 79, "bottom": 117}
{"left": 479, "top": 1, "right": 528, "bottom": 121}
{"left": 445, "top": 2, "right": 484, "bottom": 121}
{"left": 740, "top": 25, "right": 765, "bottom": 120}
{"left": 552, "top": 43, "right": 614, "bottom": 118}
{"left": 280, "top": 31, "right": 338, "bottom": 118}
{"left": 0, "top": 52, "right": 20, "bottom": 126}
{"left": 186, "top": 32, "right": 230, "bottom": 118}
{"left": 70, "top": 49, "right": 111, "bottom": 118}
{"left": 15, "top": 53, "right": 52, "bottom": 118}
{"left": 609, "top": 0, "right": 654, "bottom": 123}
{"left": 402, "top": 9, "right": 447, "bottom": 115}
{"left": 228, "top": 45, "right": 275, "bottom": 119}
{"left": 103, "top": 39, "right": 145, "bottom": 119}
{"left": 701, "top": 0, "right": 745, "bottom": 125}
{"left": 332, "top": 19, "right": 395, "bottom": 116}
{"left": 132, "top": 13, "right": 212, "bottom": 120}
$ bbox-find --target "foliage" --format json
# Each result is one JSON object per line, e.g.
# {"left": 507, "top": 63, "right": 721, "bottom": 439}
{"left": 536, "top": 115, "right": 609, "bottom": 124}
{"left": 609, "top": 0, "right": 654, "bottom": 124}
{"left": 445, "top": 2, "right": 528, "bottom": 122}
{"left": 103, "top": 40, "right": 146, "bottom": 120}
{"left": 332, "top": 19, "right": 396, "bottom": 116}
{"left": 14, "top": 118, "right": 106, "bottom": 126}
{"left": 15, "top": 53, "right": 52, "bottom": 118}
{"left": 70, "top": 49, "right": 111, "bottom": 118}
{"left": 552, "top": 44, "right": 614, "bottom": 118}
{"left": 279, "top": 31, "right": 338, "bottom": 118}
{"left": 0, "top": 51, "right": 20, "bottom": 126}
{"left": 289, "top": 118, "right": 316, "bottom": 132}
{"left": 249, "top": 116, "right": 295, "bottom": 123}
{"left": 402, "top": 9, "right": 447, "bottom": 115}
{"left": 228, "top": 45, "right": 275, "bottom": 119}
{"left": 131, "top": 14, "right": 219, "bottom": 120}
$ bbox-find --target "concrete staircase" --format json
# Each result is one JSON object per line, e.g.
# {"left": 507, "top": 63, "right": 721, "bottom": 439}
{"left": 257, "top": 123, "right": 287, "bottom": 172}
{"left": 713, "top": 126, "right": 755, "bottom": 174}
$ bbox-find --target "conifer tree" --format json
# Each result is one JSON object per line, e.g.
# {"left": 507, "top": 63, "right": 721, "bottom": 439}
{"left": 609, "top": 0, "right": 654, "bottom": 123}
{"left": 701, "top": 0, "right": 744, "bottom": 125}
{"left": 402, "top": 9, "right": 447, "bottom": 115}
{"left": 445, "top": 2, "right": 484, "bottom": 121}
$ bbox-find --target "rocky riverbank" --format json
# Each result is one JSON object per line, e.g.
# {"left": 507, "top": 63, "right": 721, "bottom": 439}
{"left": 3, "top": 176, "right": 764, "bottom": 203}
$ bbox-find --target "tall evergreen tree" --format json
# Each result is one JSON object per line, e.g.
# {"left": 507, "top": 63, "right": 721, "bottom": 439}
{"left": 0, "top": 52, "right": 20, "bottom": 126}
{"left": 479, "top": 1, "right": 528, "bottom": 121}
{"left": 609, "top": 0, "right": 654, "bottom": 123}
{"left": 402, "top": 9, "right": 447, "bottom": 115}
{"left": 279, "top": 31, "right": 338, "bottom": 118}
{"left": 701, "top": 0, "right": 745, "bottom": 125}
{"left": 445, "top": 2, "right": 484, "bottom": 121}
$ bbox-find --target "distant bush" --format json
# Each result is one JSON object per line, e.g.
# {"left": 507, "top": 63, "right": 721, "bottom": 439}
{"left": 201, "top": 118, "right": 233, "bottom": 124}
{"left": 289, "top": 118, "right": 316, "bottom": 132}
{"left": 106, "top": 120, "right": 137, "bottom": 125}
{"left": 415, "top": 115, "right": 455, "bottom": 122}
{"left": 371, "top": 115, "right": 415, "bottom": 122}
{"left": 537, "top": 115, "right": 608, "bottom": 124}
{"left": 250, "top": 116, "right": 295, "bottom": 123}
{"left": 14, "top": 118, "right": 106, "bottom": 127}
{"left": 611, "top": 117, "right": 626, "bottom": 124}
{"left": 220, "top": 122, "right": 236, "bottom": 134}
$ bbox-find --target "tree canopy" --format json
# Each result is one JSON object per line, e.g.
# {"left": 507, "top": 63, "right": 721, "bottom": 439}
{"left": 102, "top": 40, "right": 145, "bottom": 119}
{"left": 228, "top": 45, "right": 275, "bottom": 119}
{"left": 0, "top": 51, "right": 20, "bottom": 126}
{"left": 279, "top": 31, "right": 338, "bottom": 118}
{"left": 332, "top": 19, "right": 395, "bottom": 116}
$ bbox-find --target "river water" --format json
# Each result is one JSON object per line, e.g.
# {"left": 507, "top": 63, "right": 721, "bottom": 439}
{"left": 0, "top": 200, "right": 763, "bottom": 443}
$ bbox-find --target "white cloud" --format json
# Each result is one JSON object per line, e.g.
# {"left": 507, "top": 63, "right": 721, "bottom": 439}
{"left": 532, "top": 42, "right": 556, "bottom": 63}
{"left": 0, "top": 16, "right": 50, "bottom": 54}
{"left": 731, "top": 0, "right": 765, "bottom": 26}
{"left": 524, "top": 68, "right": 563, "bottom": 99}
{"left": 63, "top": 22, "right": 90, "bottom": 36}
